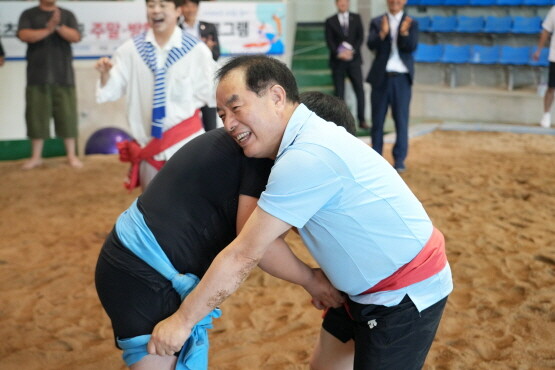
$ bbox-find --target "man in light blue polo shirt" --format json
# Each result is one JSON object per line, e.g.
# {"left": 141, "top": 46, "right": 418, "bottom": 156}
{"left": 147, "top": 55, "right": 453, "bottom": 370}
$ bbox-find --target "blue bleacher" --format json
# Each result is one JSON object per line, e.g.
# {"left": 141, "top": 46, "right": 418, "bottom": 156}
{"left": 441, "top": 44, "right": 472, "bottom": 63}
{"left": 429, "top": 16, "right": 458, "bottom": 32}
{"left": 483, "top": 16, "right": 513, "bottom": 33}
{"left": 498, "top": 46, "right": 532, "bottom": 65}
{"left": 407, "top": 0, "right": 421, "bottom": 5}
{"left": 418, "top": 0, "right": 445, "bottom": 5}
{"left": 529, "top": 47, "right": 549, "bottom": 67}
{"left": 469, "top": 0, "right": 497, "bottom": 5}
{"left": 511, "top": 16, "right": 542, "bottom": 34}
{"left": 470, "top": 45, "right": 501, "bottom": 64}
{"left": 521, "top": 0, "right": 549, "bottom": 4}
{"left": 414, "top": 16, "right": 431, "bottom": 32}
{"left": 444, "top": 0, "right": 472, "bottom": 5}
{"left": 456, "top": 16, "right": 485, "bottom": 33}
{"left": 496, "top": 0, "right": 524, "bottom": 4}
{"left": 415, "top": 43, "right": 444, "bottom": 63}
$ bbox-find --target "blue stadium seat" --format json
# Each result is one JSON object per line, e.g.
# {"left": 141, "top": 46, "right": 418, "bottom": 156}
{"left": 455, "top": 16, "right": 485, "bottom": 33}
{"left": 483, "top": 16, "right": 513, "bottom": 33}
{"left": 498, "top": 46, "right": 531, "bottom": 65}
{"left": 469, "top": 45, "right": 501, "bottom": 64}
{"left": 529, "top": 47, "right": 549, "bottom": 67}
{"left": 444, "top": 0, "right": 472, "bottom": 5}
{"left": 522, "top": 0, "right": 550, "bottom": 4}
{"left": 414, "top": 16, "right": 431, "bottom": 32}
{"left": 414, "top": 43, "right": 444, "bottom": 63}
{"left": 407, "top": 0, "right": 421, "bottom": 5}
{"left": 429, "top": 16, "right": 458, "bottom": 32}
{"left": 419, "top": 0, "right": 445, "bottom": 5}
{"left": 469, "top": 0, "right": 497, "bottom": 5}
{"left": 441, "top": 44, "right": 472, "bottom": 63}
{"left": 496, "top": 0, "right": 524, "bottom": 5}
{"left": 511, "top": 16, "right": 542, "bottom": 34}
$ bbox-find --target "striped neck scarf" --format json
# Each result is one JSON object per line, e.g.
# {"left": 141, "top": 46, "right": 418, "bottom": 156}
{"left": 134, "top": 30, "right": 198, "bottom": 138}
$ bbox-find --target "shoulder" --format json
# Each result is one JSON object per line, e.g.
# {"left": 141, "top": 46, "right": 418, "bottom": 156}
{"left": 20, "top": 6, "right": 38, "bottom": 17}
{"left": 325, "top": 15, "right": 337, "bottom": 24}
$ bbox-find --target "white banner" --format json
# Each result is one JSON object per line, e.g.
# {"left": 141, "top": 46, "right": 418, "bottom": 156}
{"left": 0, "top": 1, "right": 286, "bottom": 60}
{"left": 199, "top": 2, "right": 285, "bottom": 56}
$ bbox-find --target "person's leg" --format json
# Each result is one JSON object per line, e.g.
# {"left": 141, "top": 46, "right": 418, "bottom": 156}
{"left": 95, "top": 232, "right": 182, "bottom": 369}
{"left": 350, "top": 295, "right": 448, "bottom": 370}
{"left": 200, "top": 105, "right": 218, "bottom": 131}
{"left": 22, "top": 139, "right": 45, "bottom": 170}
{"left": 63, "top": 138, "right": 83, "bottom": 168}
{"left": 23, "top": 85, "right": 51, "bottom": 170}
{"left": 52, "top": 85, "right": 83, "bottom": 167}
{"left": 370, "top": 83, "right": 390, "bottom": 156}
{"left": 311, "top": 305, "right": 355, "bottom": 369}
{"left": 390, "top": 75, "right": 412, "bottom": 171}
{"left": 346, "top": 63, "right": 367, "bottom": 128}
{"left": 332, "top": 63, "right": 347, "bottom": 100}
{"left": 541, "top": 62, "right": 555, "bottom": 127}
{"left": 310, "top": 328, "right": 354, "bottom": 370}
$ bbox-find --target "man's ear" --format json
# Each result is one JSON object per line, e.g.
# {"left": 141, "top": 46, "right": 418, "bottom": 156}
{"left": 269, "top": 84, "right": 287, "bottom": 108}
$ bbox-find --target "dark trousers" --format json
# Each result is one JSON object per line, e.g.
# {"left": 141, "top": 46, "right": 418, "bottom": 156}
{"left": 200, "top": 105, "right": 218, "bottom": 131}
{"left": 323, "top": 295, "right": 448, "bottom": 370}
{"left": 370, "top": 73, "right": 412, "bottom": 167}
{"left": 332, "top": 61, "right": 366, "bottom": 123}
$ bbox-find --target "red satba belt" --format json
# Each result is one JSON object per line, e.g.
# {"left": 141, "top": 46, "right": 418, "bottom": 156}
{"left": 359, "top": 227, "right": 447, "bottom": 295}
{"left": 117, "top": 109, "right": 202, "bottom": 191}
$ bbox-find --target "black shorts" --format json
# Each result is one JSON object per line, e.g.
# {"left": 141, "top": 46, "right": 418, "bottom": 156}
{"left": 94, "top": 228, "right": 181, "bottom": 345}
{"left": 323, "top": 295, "right": 448, "bottom": 370}
{"left": 549, "top": 62, "right": 555, "bottom": 88}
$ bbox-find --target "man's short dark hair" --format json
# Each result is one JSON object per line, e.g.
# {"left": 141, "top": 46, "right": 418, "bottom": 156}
{"left": 183, "top": 0, "right": 200, "bottom": 5}
{"left": 216, "top": 55, "right": 300, "bottom": 103}
{"left": 300, "top": 91, "right": 356, "bottom": 135}
{"left": 146, "top": 0, "right": 184, "bottom": 8}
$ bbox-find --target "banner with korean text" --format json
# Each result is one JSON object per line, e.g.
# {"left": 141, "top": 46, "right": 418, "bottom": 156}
{"left": 0, "top": 1, "right": 286, "bottom": 60}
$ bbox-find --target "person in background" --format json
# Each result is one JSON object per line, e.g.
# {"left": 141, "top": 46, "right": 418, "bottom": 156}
{"left": 533, "top": 5, "right": 555, "bottom": 129}
{"left": 96, "top": 0, "right": 217, "bottom": 191}
{"left": 146, "top": 55, "right": 452, "bottom": 370}
{"left": 325, "top": 0, "right": 367, "bottom": 131}
{"left": 180, "top": 0, "right": 219, "bottom": 131}
{"left": 0, "top": 38, "right": 5, "bottom": 66}
{"left": 17, "top": 0, "right": 83, "bottom": 170}
{"left": 366, "top": 0, "right": 418, "bottom": 173}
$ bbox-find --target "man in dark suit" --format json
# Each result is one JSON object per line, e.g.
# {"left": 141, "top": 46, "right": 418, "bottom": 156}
{"left": 181, "top": 0, "right": 220, "bottom": 131}
{"left": 325, "top": 0, "right": 367, "bottom": 130}
{"left": 367, "top": 0, "right": 418, "bottom": 173}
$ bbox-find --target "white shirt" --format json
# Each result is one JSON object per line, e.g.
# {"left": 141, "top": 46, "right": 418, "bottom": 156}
{"left": 96, "top": 27, "right": 217, "bottom": 160}
{"left": 337, "top": 11, "right": 349, "bottom": 32}
{"left": 386, "top": 11, "right": 409, "bottom": 73}
{"left": 542, "top": 6, "right": 555, "bottom": 62}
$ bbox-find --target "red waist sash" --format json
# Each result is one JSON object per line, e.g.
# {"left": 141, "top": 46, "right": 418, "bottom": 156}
{"left": 359, "top": 227, "right": 447, "bottom": 295}
{"left": 117, "top": 110, "right": 202, "bottom": 191}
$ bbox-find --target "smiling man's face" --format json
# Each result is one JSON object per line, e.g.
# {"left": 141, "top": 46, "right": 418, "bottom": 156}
{"left": 146, "top": 0, "right": 181, "bottom": 35}
{"left": 216, "top": 68, "right": 284, "bottom": 160}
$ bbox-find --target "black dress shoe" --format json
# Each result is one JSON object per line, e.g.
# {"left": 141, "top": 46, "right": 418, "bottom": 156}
{"left": 359, "top": 121, "right": 369, "bottom": 129}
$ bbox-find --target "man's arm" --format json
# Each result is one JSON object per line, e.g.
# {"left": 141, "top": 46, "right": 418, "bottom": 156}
{"left": 238, "top": 195, "right": 342, "bottom": 308}
{"left": 533, "top": 29, "right": 551, "bottom": 60}
{"left": 147, "top": 206, "right": 292, "bottom": 356}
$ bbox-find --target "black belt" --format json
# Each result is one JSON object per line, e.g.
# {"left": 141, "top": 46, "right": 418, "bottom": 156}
{"left": 386, "top": 72, "right": 406, "bottom": 77}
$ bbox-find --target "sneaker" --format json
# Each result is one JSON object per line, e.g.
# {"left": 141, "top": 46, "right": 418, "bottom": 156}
{"left": 540, "top": 113, "right": 551, "bottom": 128}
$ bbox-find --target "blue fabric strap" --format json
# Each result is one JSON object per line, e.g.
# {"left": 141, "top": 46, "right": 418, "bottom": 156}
{"left": 115, "top": 199, "right": 221, "bottom": 368}
{"left": 133, "top": 32, "right": 199, "bottom": 138}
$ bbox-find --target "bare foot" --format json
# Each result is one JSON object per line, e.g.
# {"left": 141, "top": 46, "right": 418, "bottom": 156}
{"left": 68, "top": 157, "right": 83, "bottom": 168}
{"left": 22, "top": 158, "right": 43, "bottom": 170}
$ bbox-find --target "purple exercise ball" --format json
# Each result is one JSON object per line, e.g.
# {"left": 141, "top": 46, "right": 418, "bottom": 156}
{"left": 85, "top": 127, "right": 133, "bottom": 155}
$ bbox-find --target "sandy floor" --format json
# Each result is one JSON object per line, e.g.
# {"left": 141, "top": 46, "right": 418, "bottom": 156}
{"left": 1, "top": 130, "right": 554, "bottom": 370}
